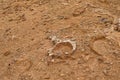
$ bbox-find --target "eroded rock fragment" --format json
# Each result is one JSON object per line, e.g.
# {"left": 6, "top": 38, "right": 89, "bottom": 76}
{"left": 48, "top": 36, "right": 77, "bottom": 59}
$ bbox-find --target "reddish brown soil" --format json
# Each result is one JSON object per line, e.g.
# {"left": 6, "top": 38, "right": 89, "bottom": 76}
{"left": 0, "top": 0, "right": 120, "bottom": 80}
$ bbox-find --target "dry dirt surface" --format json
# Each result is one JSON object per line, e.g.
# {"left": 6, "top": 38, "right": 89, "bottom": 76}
{"left": 0, "top": 0, "right": 120, "bottom": 80}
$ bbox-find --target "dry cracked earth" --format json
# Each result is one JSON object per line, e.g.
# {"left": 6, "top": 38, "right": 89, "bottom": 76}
{"left": 0, "top": 0, "right": 120, "bottom": 80}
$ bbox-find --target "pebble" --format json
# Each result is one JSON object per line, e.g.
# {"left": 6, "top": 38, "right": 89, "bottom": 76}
{"left": 62, "top": 3, "right": 69, "bottom": 6}
{"left": 114, "top": 24, "right": 120, "bottom": 32}
{"left": 77, "top": 78, "right": 80, "bottom": 80}
{"left": 60, "top": 73, "right": 65, "bottom": 77}
{"left": 3, "top": 51, "right": 11, "bottom": 56}
{"left": 72, "top": 7, "right": 85, "bottom": 17}
{"left": 65, "top": 52, "right": 69, "bottom": 55}
{"left": 51, "top": 59, "right": 55, "bottom": 62}
{"left": 81, "top": 48, "right": 85, "bottom": 52}
{"left": 103, "top": 69, "right": 108, "bottom": 76}
{"left": 44, "top": 76, "right": 50, "bottom": 79}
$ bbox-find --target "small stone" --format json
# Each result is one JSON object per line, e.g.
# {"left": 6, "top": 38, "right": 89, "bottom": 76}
{"left": 44, "top": 75, "right": 50, "bottom": 79}
{"left": 77, "top": 58, "right": 85, "bottom": 64}
{"left": 114, "top": 18, "right": 120, "bottom": 32}
{"left": 81, "top": 48, "right": 85, "bottom": 52}
{"left": 103, "top": 69, "right": 108, "bottom": 76}
{"left": 65, "top": 52, "right": 69, "bottom": 55}
{"left": 72, "top": 7, "right": 85, "bottom": 17}
{"left": 77, "top": 78, "right": 80, "bottom": 80}
{"left": 94, "top": 30, "right": 97, "bottom": 33}
{"left": 41, "top": 58, "right": 44, "bottom": 62}
{"left": 114, "top": 24, "right": 120, "bottom": 32}
{"left": 3, "top": 51, "right": 11, "bottom": 56}
{"left": 51, "top": 59, "right": 55, "bottom": 62}
{"left": 60, "top": 73, "right": 65, "bottom": 77}
{"left": 62, "top": 3, "right": 69, "bottom": 5}
{"left": 108, "top": 42, "right": 112, "bottom": 45}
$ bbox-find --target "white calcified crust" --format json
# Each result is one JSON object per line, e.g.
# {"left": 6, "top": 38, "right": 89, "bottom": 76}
{"left": 48, "top": 36, "right": 77, "bottom": 56}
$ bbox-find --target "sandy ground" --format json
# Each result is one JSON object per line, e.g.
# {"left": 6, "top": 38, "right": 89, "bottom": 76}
{"left": 0, "top": 0, "right": 120, "bottom": 80}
